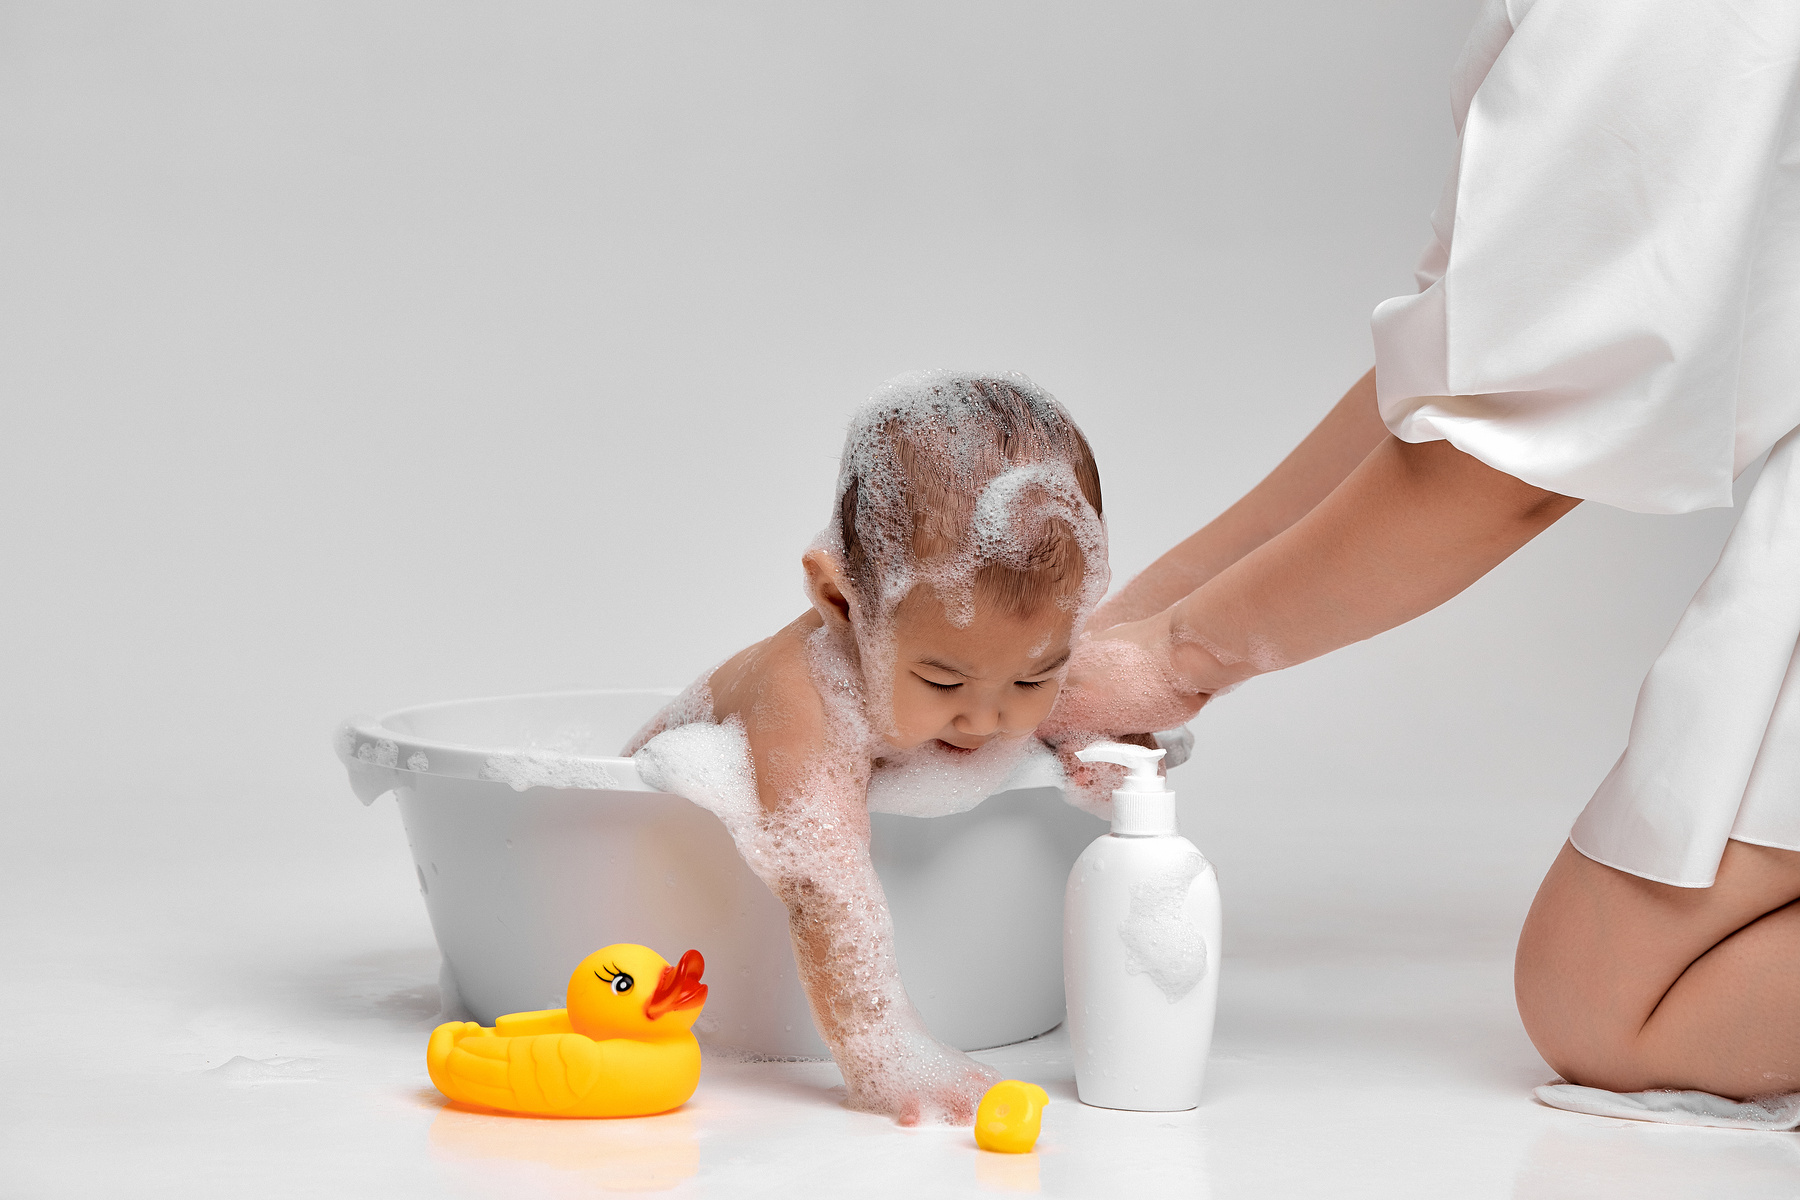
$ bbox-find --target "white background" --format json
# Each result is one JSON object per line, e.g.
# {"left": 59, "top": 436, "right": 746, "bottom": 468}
{"left": 1, "top": 5, "right": 1762, "bottom": 1193}
{"left": 2, "top": 0, "right": 1737, "bottom": 953}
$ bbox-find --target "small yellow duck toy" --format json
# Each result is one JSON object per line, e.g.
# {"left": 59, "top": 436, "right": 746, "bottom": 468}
{"left": 975, "top": 1080, "right": 1049, "bottom": 1153}
{"left": 427, "top": 944, "right": 708, "bottom": 1117}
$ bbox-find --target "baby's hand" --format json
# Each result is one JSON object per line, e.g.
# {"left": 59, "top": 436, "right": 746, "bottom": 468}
{"left": 840, "top": 1032, "right": 1000, "bottom": 1126}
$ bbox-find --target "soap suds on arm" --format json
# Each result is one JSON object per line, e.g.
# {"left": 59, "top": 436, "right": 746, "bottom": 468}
{"left": 634, "top": 633, "right": 999, "bottom": 1124}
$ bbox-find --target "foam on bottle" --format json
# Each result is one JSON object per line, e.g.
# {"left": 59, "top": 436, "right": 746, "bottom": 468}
{"left": 1118, "top": 849, "right": 1209, "bottom": 1003}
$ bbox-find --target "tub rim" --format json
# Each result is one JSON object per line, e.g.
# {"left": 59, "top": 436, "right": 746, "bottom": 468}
{"left": 333, "top": 686, "right": 1159, "bottom": 808}
{"left": 334, "top": 686, "right": 683, "bottom": 802}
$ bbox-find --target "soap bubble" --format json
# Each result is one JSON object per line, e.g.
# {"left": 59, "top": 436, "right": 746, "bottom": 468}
{"left": 356, "top": 737, "right": 399, "bottom": 768}
{"left": 866, "top": 733, "right": 1060, "bottom": 818}
{"left": 1117, "top": 850, "right": 1209, "bottom": 1003}
{"left": 479, "top": 750, "right": 621, "bottom": 792}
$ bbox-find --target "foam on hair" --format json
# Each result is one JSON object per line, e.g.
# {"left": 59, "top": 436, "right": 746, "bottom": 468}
{"left": 816, "top": 370, "right": 1109, "bottom": 741}
{"left": 822, "top": 370, "right": 1107, "bottom": 625}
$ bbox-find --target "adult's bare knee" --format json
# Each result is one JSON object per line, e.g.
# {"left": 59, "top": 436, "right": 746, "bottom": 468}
{"left": 1512, "top": 842, "right": 1677, "bottom": 1091}
{"left": 1515, "top": 839, "right": 1800, "bottom": 1095}
{"left": 1515, "top": 905, "right": 1654, "bottom": 1091}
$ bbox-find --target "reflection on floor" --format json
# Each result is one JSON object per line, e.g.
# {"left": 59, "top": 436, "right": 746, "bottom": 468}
{"left": 8, "top": 911, "right": 1795, "bottom": 1199}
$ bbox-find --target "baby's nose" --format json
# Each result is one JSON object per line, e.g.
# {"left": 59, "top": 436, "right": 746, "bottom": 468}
{"left": 956, "top": 706, "right": 1003, "bottom": 737}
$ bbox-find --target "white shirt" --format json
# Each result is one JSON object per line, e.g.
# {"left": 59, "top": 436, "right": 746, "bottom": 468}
{"left": 1372, "top": 0, "right": 1800, "bottom": 886}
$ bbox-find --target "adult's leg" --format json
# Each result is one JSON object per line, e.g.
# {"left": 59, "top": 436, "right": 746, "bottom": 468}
{"left": 1516, "top": 839, "right": 1800, "bottom": 1098}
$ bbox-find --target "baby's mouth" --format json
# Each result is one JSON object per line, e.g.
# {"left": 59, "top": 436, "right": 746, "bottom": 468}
{"left": 936, "top": 738, "right": 983, "bottom": 754}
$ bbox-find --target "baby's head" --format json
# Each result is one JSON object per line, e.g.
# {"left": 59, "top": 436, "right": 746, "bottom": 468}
{"left": 804, "top": 371, "right": 1107, "bottom": 752}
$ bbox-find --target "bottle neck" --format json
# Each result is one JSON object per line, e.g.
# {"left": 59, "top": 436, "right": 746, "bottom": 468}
{"left": 1110, "top": 790, "right": 1178, "bottom": 836}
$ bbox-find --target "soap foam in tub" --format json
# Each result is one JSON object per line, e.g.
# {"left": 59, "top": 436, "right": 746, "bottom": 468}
{"left": 865, "top": 733, "right": 1054, "bottom": 818}
{"left": 356, "top": 738, "right": 400, "bottom": 768}
{"left": 480, "top": 750, "right": 621, "bottom": 793}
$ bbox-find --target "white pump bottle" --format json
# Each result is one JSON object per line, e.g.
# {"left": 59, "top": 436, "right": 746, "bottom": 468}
{"left": 1063, "top": 741, "right": 1221, "bottom": 1111}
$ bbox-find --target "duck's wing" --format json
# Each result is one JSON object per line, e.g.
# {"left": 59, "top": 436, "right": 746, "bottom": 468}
{"left": 494, "top": 1008, "right": 573, "bottom": 1037}
{"left": 434, "top": 1032, "right": 605, "bottom": 1114}
{"left": 426, "top": 1021, "right": 490, "bottom": 1098}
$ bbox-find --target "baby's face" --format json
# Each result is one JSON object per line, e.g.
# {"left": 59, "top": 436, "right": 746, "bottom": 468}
{"left": 882, "top": 586, "right": 1074, "bottom": 753}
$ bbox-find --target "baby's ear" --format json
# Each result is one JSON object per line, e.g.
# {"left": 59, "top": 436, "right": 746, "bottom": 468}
{"left": 802, "top": 549, "right": 854, "bottom": 628}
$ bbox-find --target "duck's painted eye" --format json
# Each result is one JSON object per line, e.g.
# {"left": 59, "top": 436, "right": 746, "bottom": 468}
{"left": 595, "top": 965, "right": 635, "bottom": 994}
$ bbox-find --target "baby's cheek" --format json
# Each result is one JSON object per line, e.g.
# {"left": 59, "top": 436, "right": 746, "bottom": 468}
{"left": 886, "top": 690, "right": 938, "bottom": 748}
{"left": 1024, "top": 683, "right": 1061, "bottom": 732}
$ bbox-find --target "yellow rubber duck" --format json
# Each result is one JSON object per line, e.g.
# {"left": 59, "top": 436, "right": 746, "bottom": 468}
{"left": 427, "top": 944, "right": 709, "bottom": 1117}
{"left": 975, "top": 1080, "right": 1049, "bottom": 1153}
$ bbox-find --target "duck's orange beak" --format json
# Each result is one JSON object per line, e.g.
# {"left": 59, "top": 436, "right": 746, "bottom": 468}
{"left": 644, "top": 949, "right": 708, "bottom": 1020}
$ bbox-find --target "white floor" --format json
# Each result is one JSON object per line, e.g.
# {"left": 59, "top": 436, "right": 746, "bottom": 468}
{"left": 7, "top": 789, "right": 1798, "bottom": 1200}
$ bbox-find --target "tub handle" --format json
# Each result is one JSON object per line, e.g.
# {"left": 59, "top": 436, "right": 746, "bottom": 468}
{"left": 335, "top": 721, "right": 402, "bottom": 806}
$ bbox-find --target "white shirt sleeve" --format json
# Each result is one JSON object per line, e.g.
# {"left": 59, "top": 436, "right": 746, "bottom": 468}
{"left": 1372, "top": 0, "right": 1800, "bottom": 515}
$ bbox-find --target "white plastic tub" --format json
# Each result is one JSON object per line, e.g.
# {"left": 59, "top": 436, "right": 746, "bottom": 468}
{"left": 336, "top": 689, "right": 1104, "bottom": 1058}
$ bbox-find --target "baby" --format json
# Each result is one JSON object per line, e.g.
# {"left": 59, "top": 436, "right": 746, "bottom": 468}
{"left": 625, "top": 370, "right": 1120, "bottom": 1125}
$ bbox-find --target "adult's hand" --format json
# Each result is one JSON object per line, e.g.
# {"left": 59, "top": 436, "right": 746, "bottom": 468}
{"left": 1038, "top": 626, "right": 1212, "bottom": 808}
{"left": 1045, "top": 624, "right": 1210, "bottom": 740}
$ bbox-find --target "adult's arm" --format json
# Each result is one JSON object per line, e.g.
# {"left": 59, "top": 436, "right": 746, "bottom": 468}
{"left": 1056, "top": 424, "right": 1581, "bottom": 737}
{"left": 1090, "top": 368, "right": 1390, "bottom": 628}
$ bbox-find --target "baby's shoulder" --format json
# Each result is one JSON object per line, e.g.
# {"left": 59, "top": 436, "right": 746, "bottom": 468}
{"left": 709, "top": 614, "right": 832, "bottom": 752}
{"left": 711, "top": 613, "right": 873, "bottom": 805}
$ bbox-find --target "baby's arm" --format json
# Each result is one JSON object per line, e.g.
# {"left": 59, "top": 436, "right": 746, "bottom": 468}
{"left": 722, "top": 633, "right": 998, "bottom": 1124}
{"left": 621, "top": 669, "right": 724, "bottom": 756}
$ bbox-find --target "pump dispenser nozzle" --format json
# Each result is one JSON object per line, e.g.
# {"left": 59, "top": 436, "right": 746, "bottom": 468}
{"left": 1075, "top": 741, "right": 1175, "bottom": 835}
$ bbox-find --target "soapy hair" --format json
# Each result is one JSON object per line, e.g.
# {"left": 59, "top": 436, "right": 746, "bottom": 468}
{"left": 828, "top": 371, "right": 1107, "bottom": 626}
